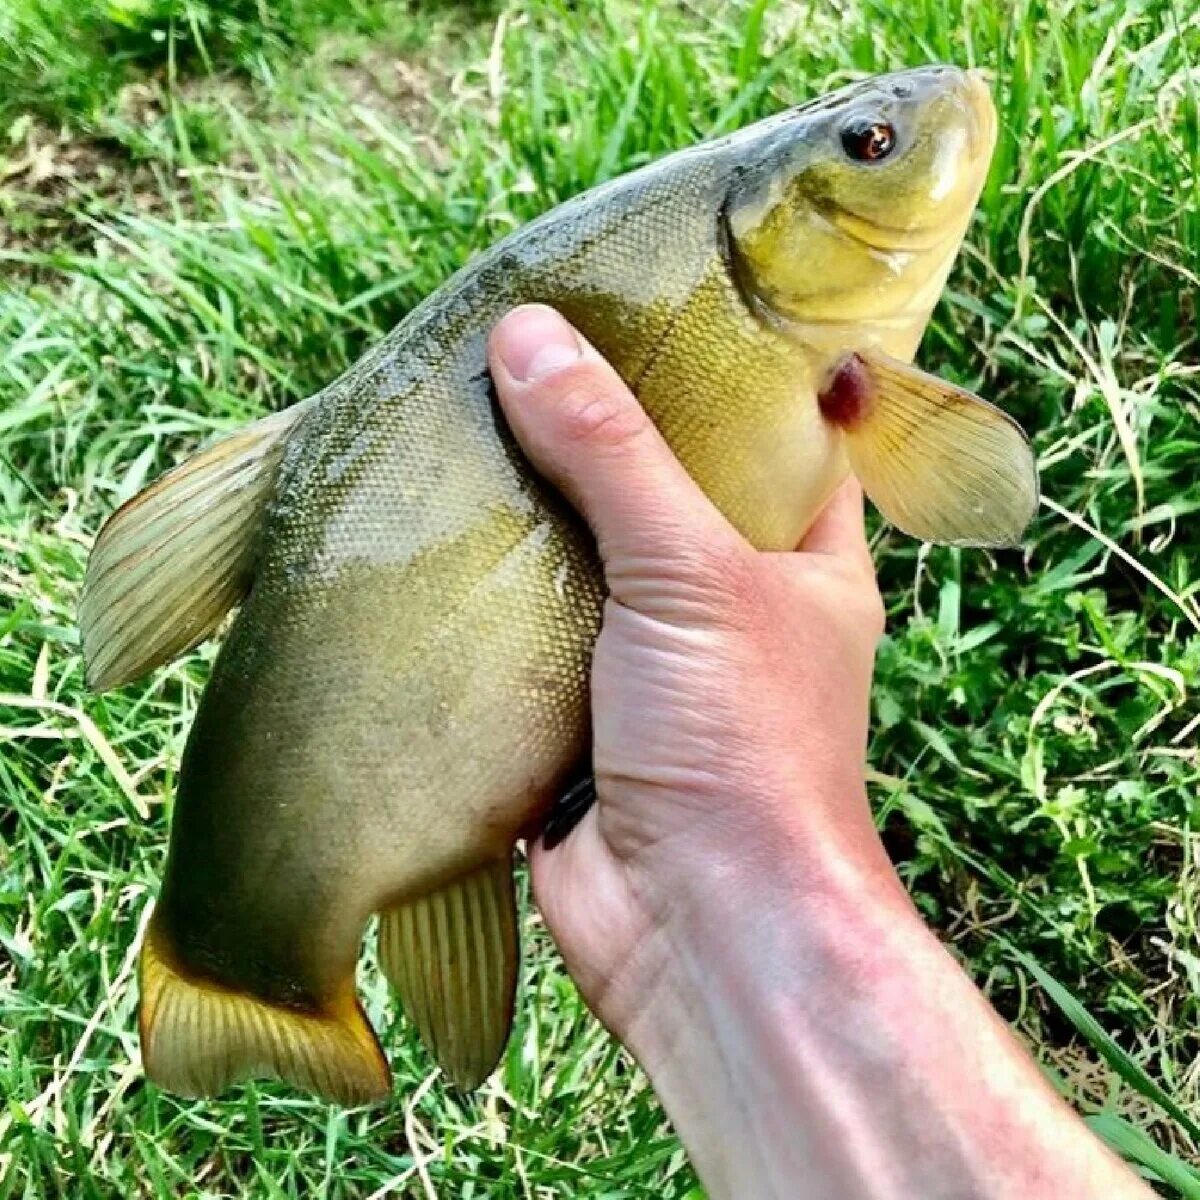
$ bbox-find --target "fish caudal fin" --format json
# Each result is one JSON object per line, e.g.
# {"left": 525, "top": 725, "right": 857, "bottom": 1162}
{"left": 829, "top": 351, "right": 1039, "bottom": 547}
{"left": 139, "top": 917, "right": 390, "bottom": 1105}
{"left": 378, "top": 858, "right": 519, "bottom": 1090}
{"left": 80, "top": 397, "right": 316, "bottom": 692}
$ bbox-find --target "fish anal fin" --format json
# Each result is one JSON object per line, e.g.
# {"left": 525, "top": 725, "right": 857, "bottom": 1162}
{"left": 379, "top": 858, "right": 518, "bottom": 1091}
{"left": 139, "top": 916, "right": 390, "bottom": 1106}
{"left": 81, "top": 397, "right": 316, "bottom": 692}
{"left": 828, "top": 351, "right": 1039, "bottom": 547}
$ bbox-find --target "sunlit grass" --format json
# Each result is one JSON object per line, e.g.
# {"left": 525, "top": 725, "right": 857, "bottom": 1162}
{"left": 1, "top": 0, "right": 1198, "bottom": 1194}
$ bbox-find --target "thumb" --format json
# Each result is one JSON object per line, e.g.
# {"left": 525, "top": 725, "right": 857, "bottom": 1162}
{"left": 488, "top": 305, "right": 740, "bottom": 571}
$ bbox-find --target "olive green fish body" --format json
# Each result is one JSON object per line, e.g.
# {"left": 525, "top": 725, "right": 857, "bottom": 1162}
{"left": 156, "top": 133, "right": 854, "bottom": 1013}
{"left": 81, "top": 66, "right": 1036, "bottom": 1103}
{"left": 159, "top": 152, "right": 726, "bottom": 999}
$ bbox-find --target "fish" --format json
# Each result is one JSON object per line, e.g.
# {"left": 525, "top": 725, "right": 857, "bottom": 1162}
{"left": 79, "top": 64, "right": 1037, "bottom": 1106}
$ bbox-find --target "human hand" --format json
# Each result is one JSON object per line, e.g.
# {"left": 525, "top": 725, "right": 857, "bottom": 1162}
{"left": 489, "top": 304, "right": 1149, "bottom": 1200}
{"left": 488, "top": 303, "right": 897, "bottom": 1045}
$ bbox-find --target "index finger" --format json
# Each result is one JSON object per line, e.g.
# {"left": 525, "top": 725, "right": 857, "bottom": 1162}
{"left": 799, "top": 477, "right": 875, "bottom": 577}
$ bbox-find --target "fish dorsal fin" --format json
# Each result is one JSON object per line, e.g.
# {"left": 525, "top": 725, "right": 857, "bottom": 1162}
{"left": 825, "top": 351, "right": 1039, "bottom": 547}
{"left": 80, "top": 398, "right": 316, "bottom": 691}
{"left": 140, "top": 917, "right": 391, "bottom": 1104}
{"left": 378, "top": 858, "right": 519, "bottom": 1090}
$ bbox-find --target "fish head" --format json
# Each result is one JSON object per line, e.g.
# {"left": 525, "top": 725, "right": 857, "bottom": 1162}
{"left": 724, "top": 64, "right": 997, "bottom": 356}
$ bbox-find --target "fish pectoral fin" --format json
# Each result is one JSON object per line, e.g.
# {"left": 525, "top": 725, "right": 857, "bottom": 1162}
{"left": 80, "top": 396, "right": 317, "bottom": 692}
{"left": 139, "top": 916, "right": 390, "bottom": 1105}
{"left": 841, "top": 351, "right": 1039, "bottom": 547}
{"left": 379, "top": 858, "right": 519, "bottom": 1090}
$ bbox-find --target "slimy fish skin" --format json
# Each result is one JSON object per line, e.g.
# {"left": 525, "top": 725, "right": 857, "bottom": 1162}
{"left": 80, "top": 65, "right": 1035, "bottom": 1104}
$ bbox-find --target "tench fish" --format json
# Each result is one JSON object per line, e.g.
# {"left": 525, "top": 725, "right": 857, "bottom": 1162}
{"left": 79, "top": 64, "right": 1037, "bottom": 1105}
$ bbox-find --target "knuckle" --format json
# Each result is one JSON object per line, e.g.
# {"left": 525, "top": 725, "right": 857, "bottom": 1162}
{"left": 786, "top": 558, "right": 885, "bottom": 639}
{"left": 838, "top": 580, "right": 886, "bottom": 643}
{"left": 678, "top": 538, "right": 764, "bottom": 618}
{"left": 859, "top": 584, "right": 886, "bottom": 640}
{"left": 869, "top": 579, "right": 886, "bottom": 625}
{"left": 608, "top": 534, "right": 761, "bottom": 628}
{"left": 827, "top": 562, "right": 885, "bottom": 638}
{"left": 551, "top": 367, "right": 650, "bottom": 451}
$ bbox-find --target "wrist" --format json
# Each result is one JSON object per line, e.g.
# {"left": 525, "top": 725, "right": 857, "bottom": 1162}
{"left": 601, "top": 821, "right": 925, "bottom": 1199}
{"left": 601, "top": 797, "right": 1144, "bottom": 1200}
{"left": 607, "top": 807, "right": 918, "bottom": 1067}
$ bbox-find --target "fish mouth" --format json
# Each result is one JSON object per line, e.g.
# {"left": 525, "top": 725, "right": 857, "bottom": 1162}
{"left": 718, "top": 63, "right": 999, "bottom": 331}
{"left": 818, "top": 202, "right": 966, "bottom": 255}
{"left": 827, "top": 67, "right": 997, "bottom": 254}
{"left": 718, "top": 189, "right": 967, "bottom": 336}
{"left": 964, "top": 68, "right": 998, "bottom": 158}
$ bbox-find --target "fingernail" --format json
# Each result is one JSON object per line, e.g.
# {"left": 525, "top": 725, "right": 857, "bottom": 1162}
{"left": 541, "top": 773, "right": 596, "bottom": 850}
{"left": 493, "top": 305, "right": 582, "bottom": 382}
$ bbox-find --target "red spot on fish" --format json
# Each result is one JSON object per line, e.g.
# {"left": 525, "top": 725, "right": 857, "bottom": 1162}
{"left": 818, "top": 353, "right": 875, "bottom": 429}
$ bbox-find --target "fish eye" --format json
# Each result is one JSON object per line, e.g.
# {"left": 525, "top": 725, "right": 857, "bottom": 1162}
{"left": 840, "top": 118, "right": 896, "bottom": 163}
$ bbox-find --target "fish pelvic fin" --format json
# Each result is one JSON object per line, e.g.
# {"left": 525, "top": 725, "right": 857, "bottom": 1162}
{"left": 139, "top": 915, "right": 390, "bottom": 1106}
{"left": 80, "top": 396, "right": 317, "bottom": 692}
{"left": 827, "top": 351, "right": 1039, "bottom": 547}
{"left": 379, "top": 857, "right": 519, "bottom": 1091}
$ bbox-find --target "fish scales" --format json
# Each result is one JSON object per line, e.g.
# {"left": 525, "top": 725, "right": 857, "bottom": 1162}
{"left": 79, "top": 65, "right": 1037, "bottom": 1102}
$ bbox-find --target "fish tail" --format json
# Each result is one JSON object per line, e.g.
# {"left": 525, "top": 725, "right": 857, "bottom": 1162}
{"left": 139, "top": 915, "right": 391, "bottom": 1105}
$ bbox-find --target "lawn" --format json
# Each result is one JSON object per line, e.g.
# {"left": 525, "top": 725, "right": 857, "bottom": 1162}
{"left": 1, "top": 0, "right": 1198, "bottom": 1195}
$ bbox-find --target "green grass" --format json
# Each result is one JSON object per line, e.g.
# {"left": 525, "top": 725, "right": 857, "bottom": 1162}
{"left": 0, "top": 0, "right": 400, "bottom": 130}
{"left": 1, "top": 0, "right": 1199, "bottom": 1194}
